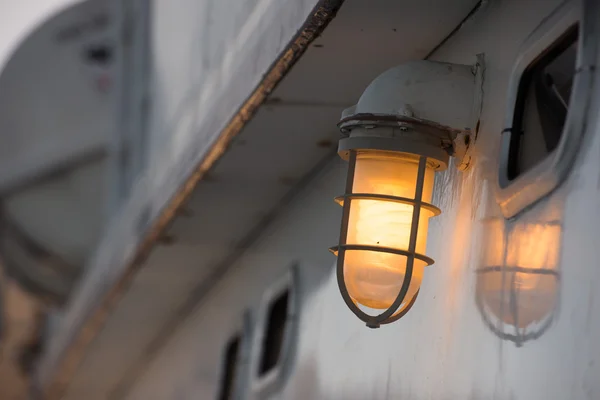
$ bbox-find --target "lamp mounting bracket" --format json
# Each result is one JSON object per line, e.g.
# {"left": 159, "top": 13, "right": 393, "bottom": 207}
{"left": 337, "top": 55, "right": 485, "bottom": 171}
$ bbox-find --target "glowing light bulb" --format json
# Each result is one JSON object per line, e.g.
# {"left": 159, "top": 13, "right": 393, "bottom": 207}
{"left": 343, "top": 151, "right": 435, "bottom": 309}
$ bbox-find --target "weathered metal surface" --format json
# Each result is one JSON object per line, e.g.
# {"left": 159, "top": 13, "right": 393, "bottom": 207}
{"left": 117, "top": 0, "right": 600, "bottom": 399}
{"left": 34, "top": 0, "right": 344, "bottom": 398}
{"left": 55, "top": 0, "right": 482, "bottom": 399}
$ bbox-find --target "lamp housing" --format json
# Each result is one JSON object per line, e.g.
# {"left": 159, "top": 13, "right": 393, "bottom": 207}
{"left": 331, "top": 59, "right": 483, "bottom": 327}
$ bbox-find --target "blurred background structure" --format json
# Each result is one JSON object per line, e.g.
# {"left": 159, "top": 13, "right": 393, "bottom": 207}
{"left": 2, "top": 1, "right": 600, "bottom": 399}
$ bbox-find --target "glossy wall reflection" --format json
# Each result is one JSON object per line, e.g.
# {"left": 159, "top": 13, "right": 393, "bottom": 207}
{"left": 475, "top": 211, "right": 563, "bottom": 346}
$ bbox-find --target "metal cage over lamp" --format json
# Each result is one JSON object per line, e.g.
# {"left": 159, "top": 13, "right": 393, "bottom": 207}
{"left": 330, "top": 59, "right": 484, "bottom": 327}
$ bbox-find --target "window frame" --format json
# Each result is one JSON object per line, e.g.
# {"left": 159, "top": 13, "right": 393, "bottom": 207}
{"left": 250, "top": 264, "right": 300, "bottom": 396}
{"left": 496, "top": 0, "right": 597, "bottom": 218}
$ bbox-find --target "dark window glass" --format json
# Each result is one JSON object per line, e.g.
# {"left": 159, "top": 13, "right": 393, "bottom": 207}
{"left": 258, "top": 290, "right": 289, "bottom": 376}
{"left": 217, "top": 335, "right": 240, "bottom": 400}
{"left": 507, "top": 25, "right": 578, "bottom": 180}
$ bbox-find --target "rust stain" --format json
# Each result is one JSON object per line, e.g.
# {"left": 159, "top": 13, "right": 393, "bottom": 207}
{"left": 175, "top": 206, "right": 194, "bottom": 218}
{"left": 316, "top": 138, "right": 334, "bottom": 148}
{"left": 264, "top": 96, "right": 283, "bottom": 104}
{"left": 338, "top": 112, "right": 469, "bottom": 138}
{"left": 157, "top": 233, "right": 176, "bottom": 246}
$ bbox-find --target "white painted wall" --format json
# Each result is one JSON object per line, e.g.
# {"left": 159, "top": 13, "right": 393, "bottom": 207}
{"left": 126, "top": 0, "right": 600, "bottom": 399}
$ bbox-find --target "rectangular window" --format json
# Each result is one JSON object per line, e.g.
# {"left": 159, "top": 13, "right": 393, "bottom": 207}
{"left": 506, "top": 25, "right": 578, "bottom": 180}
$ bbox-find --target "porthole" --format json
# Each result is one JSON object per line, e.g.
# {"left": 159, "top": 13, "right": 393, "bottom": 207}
{"left": 496, "top": 0, "right": 598, "bottom": 218}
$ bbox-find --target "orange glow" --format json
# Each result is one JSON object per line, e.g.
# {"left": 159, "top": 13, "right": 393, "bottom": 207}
{"left": 506, "top": 224, "right": 560, "bottom": 291}
{"left": 479, "top": 219, "right": 561, "bottom": 328}
{"left": 342, "top": 151, "right": 435, "bottom": 309}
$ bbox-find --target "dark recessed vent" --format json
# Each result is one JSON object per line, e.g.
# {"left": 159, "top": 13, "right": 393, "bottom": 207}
{"left": 84, "top": 45, "right": 113, "bottom": 65}
{"left": 258, "top": 289, "right": 289, "bottom": 377}
{"left": 217, "top": 335, "right": 241, "bottom": 400}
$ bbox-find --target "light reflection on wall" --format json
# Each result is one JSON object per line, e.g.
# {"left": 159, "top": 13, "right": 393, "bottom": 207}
{"left": 475, "top": 216, "right": 562, "bottom": 346}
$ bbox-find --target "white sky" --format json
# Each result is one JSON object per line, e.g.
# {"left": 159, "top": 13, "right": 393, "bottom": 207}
{"left": 0, "top": 0, "right": 79, "bottom": 73}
